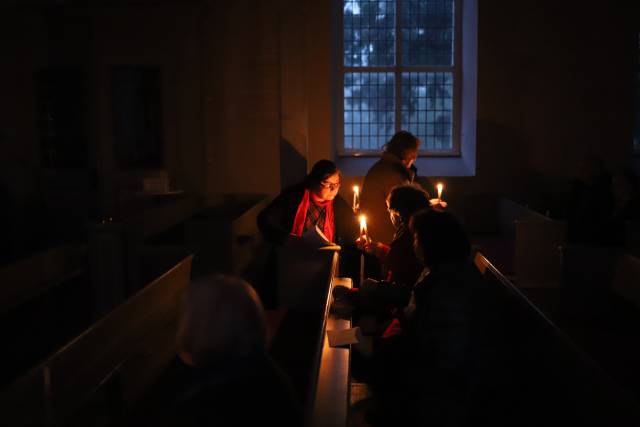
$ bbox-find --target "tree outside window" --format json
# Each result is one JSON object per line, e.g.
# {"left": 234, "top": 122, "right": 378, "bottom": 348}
{"left": 340, "top": 0, "right": 460, "bottom": 156}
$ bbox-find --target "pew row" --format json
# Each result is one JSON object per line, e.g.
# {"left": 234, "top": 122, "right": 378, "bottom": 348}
{"left": 474, "top": 252, "right": 640, "bottom": 425}
{"left": 269, "top": 249, "right": 351, "bottom": 427}
{"left": 473, "top": 197, "right": 565, "bottom": 288}
{"left": 0, "top": 255, "right": 193, "bottom": 427}
{"left": 0, "top": 244, "right": 87, "bottom": 316}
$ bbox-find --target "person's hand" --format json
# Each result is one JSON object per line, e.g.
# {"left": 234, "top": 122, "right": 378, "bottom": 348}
{"left": 355, "top": 235, "right": 368, "bottom": 251}
{"left": 429, "top": 198, "right": 448, "bottom": 210}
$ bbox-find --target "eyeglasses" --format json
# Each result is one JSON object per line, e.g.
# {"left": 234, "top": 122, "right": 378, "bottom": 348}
{"left": 320, "top": 180, "right": 341, "bottom": 191}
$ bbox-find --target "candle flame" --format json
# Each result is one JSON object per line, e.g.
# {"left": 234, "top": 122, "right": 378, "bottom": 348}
{"left": 437, "top": 182, "right": 443, "bottom": 200}
{"left": 359, "top": 215, "right": 367, "bottom": 235}
{"left": 353, "top": 185, "right": 359, "bottom": 195}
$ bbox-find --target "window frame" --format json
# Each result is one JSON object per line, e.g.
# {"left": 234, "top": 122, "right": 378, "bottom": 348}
{"left": 336, "top": 0, "right": 463, "bottom": 157}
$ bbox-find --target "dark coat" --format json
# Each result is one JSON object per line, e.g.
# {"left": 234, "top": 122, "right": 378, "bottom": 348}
{"left": 257, "top": 182, "right": 359, "bottom": 246}
{"left": 360, "top": 153, "right": 418, "bottom": 244}
{"left": 256, "top": 183, "right": 360, "bottom": 307}
{"left": 162, "top": 354, "right": 303, "bottom": 427}
{"left": 372, "top": 261, "right": 506, "bottom": 426}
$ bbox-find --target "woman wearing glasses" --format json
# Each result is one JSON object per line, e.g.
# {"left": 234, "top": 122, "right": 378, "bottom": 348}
{"left": 257, "top": 160, "right": 358, "bottom": 307}
{"left": 258, "top": 159, "right": 357, "bottom": 247}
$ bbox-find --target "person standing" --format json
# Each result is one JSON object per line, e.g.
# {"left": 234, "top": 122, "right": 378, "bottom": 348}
{"left": 360, "top": 131, "right": 423, "bottom": 244}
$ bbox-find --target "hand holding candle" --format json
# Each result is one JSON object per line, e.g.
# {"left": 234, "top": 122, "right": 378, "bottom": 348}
{"left": 430, "top": 182, "right": 448, "bottom": 209}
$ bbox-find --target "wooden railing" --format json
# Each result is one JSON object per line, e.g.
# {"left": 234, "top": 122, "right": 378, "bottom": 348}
{"left": 473, "top": 251, "right": 640, "bottom": 425}
{"left": 0, "top": 255, "right": 193, "bottom": 427}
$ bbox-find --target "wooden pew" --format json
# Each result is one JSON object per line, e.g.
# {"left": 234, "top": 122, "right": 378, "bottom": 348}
{"left": 473, "top": 252, "right": 640, "bottom": 425}
{"left": 230, "top": 195, "right": 271, "bottom": 277}
{"left": 0, "top": 244, "right": 87, "bottom": 316}
{"left": 473, "top": 197, "right": 565, "bottom": 288}
{"left": 0, "top": 254, "right": 193, "bottom": 427}
{"left": 269, "top": 249, "right": 352, "bottom": 427}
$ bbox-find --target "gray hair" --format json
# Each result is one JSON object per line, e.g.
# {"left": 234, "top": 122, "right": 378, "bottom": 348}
{"left": 177, "top": 274, "right": 267, "bottom": 367}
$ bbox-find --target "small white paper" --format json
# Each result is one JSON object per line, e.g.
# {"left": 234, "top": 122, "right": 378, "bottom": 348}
{"left": 326, "top": 327, "right": 361, "bottom": 347}
{"left": 333, "top": 277, "right": 353, "bottom": 289}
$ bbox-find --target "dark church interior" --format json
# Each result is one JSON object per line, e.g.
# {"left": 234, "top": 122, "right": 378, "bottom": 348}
{"left": 2, "top": 0, "right": 640, "bottom": 425}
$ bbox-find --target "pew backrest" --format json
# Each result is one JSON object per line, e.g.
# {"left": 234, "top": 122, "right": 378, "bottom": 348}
{"left": 0, "top": 254, "right": 193, "bottom": 427}
{"left": 0, "top": 244, "right": 87, "bottom": 315}
{"left": 514, "top": 218, "right": 565, "bottom": 287}
{"left": 473, "top": 251, "right": 640, "bottom": 425}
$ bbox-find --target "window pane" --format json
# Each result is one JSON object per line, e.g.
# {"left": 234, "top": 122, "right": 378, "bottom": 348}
{"left": 400, "top": 0, "right": 454, "bottom": 66}
{"left": 344, "top": 72, "right": 395, "bottom": 151}
{"left": 343, "top": 1, "right": 396, "bottom": 67}
{"left": 401, "top": 72, "right": 453, "bottom": 150}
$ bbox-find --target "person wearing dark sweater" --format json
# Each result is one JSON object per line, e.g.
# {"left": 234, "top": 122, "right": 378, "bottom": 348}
{"left": 368, "top": 210, "right": 507, "bottom": 427}
{"left": 360, "top": 131, "right": 423, "bottom": 245}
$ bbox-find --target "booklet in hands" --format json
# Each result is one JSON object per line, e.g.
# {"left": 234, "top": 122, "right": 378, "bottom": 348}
{"left": 301, "top": 225, "right": 341, "bottom": 251}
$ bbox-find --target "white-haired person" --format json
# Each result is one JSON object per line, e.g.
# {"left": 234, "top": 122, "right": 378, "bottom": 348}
{"left": 167, "top": 274, "right": 302, "bottom": 426}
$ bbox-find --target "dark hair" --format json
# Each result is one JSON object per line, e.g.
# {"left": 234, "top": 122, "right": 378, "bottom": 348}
{"left": 386, "top": 184, "right": 431, "bottom": 224}
{"left": 305, "top": 159, "right": 340, "bottom": 189}
{"left": 410, "top": 209, "right": 470, "bottom": 267}
{"left": 383, "top": 130, "right": 420, "bottom": 161}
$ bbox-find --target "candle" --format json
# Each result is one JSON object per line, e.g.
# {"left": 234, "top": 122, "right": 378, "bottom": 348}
{"left": 437, "top": 182, "right": 444, "bottom": 201}
{"left": 359, "top": 215, "right": 367, "bottom": 238}
{"left": 359, "top": 214, "right": 367, "bottom": 286}
{"left": 353, "top": 185, "right": 360, "bottom": 213}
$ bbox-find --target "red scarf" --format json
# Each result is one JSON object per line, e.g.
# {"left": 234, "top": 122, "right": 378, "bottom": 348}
{"left": 291, "top": 189, "right": 335, "bottom": 243}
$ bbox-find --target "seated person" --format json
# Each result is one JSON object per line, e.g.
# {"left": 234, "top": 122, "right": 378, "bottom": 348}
{"left": 368, "top": 210, "right": 507, "bottom": 427}
{"left": 257, "top": 159, "right": 357, "bottom": 246}
{"left": 165, "top": 275, "right": 303, "bottom": 427}
{"left": 338, "top": 184, "right": 431, "bottom": 316}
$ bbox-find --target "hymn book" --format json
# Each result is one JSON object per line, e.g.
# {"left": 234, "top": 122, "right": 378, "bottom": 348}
{"left": 301, "top": 225, "right": 341, "bottom": 251}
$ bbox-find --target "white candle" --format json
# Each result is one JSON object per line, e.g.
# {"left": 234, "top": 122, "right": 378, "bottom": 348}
{"left": 353, "top": 185, "right": 360, "bottom": 213}
{"left": 437, "top": 182, "right": 444, "bottom": 201}
{"left": 359, "top": 215, "right": 367, "bottom": 286}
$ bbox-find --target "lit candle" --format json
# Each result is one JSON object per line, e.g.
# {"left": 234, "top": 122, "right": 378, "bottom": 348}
{"left": 353, "top": 185, "right": 360, "bottom": 213}
{"left": 359, "top": 215, "right": 367, "bottom": 286}
{"left": 359, "top": 214, "right": 367, "bottom": 238}
{"left": 437, "top": 182, "right": 444, "bottom": 201}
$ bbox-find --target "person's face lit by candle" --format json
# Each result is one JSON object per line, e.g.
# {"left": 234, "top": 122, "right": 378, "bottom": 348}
{"left": 314, "top": 173, "right": 341, "bottom": 202}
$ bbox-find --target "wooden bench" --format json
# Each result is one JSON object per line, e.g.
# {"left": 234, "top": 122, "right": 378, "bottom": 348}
{"left": 0, "top": 254, "right": 193, "bottom": 427}
{"left": 474, "top": 252, "right": 640, "bottom": 425}
{"left": 0, "top": 244, "right": 87, "bottom": 316}
{"left": 268, "top": 249, "right": 352, "bottom": 426}
{"left": 472, "top": 197, "right": 565, "bottom": 288}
